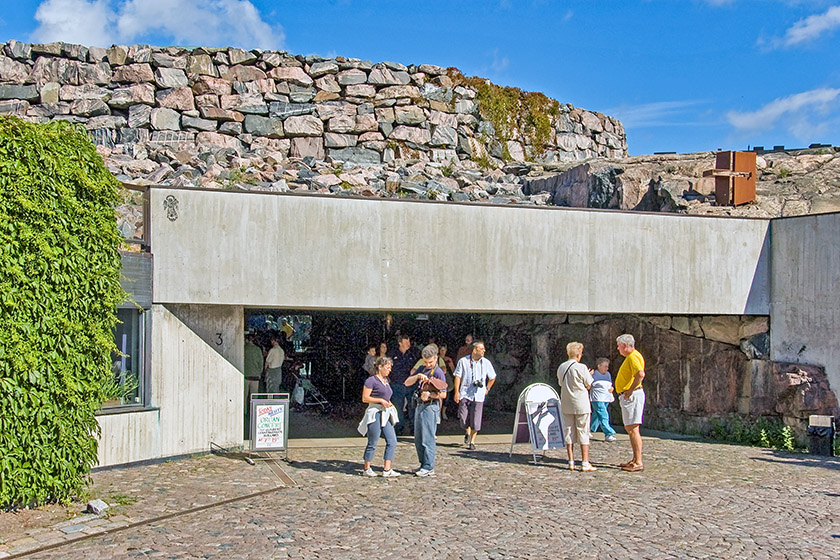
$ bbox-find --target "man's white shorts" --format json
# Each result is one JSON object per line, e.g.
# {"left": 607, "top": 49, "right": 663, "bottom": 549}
{"left": 561, "top": 413, "right": 591, "bottom": 445}
{"left": 620, "top": 389, "right": 645, "bottom": 426}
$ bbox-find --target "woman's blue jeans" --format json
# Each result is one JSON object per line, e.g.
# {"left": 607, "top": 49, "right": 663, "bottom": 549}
{"left": 363, "top": 411, "right": 397, "bottom": 462}
{"left": 590, "top": 401, "right": 616, "bottom": 437}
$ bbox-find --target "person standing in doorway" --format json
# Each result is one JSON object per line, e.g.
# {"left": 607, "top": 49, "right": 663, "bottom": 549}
{"left": 243, "top": 333, "right": 264, "bottom": 437}
{"left": 390, "top": 334, "right": 420, "bottom": 435}
{"left": 615, "top": 334, "right": 646, "bottom": 472}
{"left": 455, "top": 333, "right": 474, "bottom": 363}
{"left": 453, "top": 340, "right": 496, "bottom": 450}
{"left": 438, "top": 343, "right": 456, "bottom": 420}
{"left": 405, "top": 344, "right": 447, "bottom": 477}
{"left": 265, "top": 334, "right": 285, "bottom": 393}
{"left": 363, "top": 344, "right": 377, "bottom": 376}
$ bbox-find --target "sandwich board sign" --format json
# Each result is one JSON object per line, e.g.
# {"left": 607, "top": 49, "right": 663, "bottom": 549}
{"left": 250, "top": 393, "right": 290, "bottom": 456}
{"left": 509, "top": 383, "right": 564, "bottom": 464}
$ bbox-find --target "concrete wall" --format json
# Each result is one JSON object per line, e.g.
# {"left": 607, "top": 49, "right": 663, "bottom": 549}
{"left": 96, "top": 304, "right": 243, "bottom": 466}
{"left": 167, "top": 304, "right": 244, "bottom": 370}
{"left": 150, "top": 187, "right": 770, "bottom": 315}
{"left": 97, "top": 408, "right": 160, "bottom": 467}
{"left": 770, "top": 212, "right": 840, "bottom": 402}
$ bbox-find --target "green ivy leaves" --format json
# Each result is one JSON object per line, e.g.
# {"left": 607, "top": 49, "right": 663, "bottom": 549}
{"left": 0, "top": 116, "right": 125, "bottom": 509}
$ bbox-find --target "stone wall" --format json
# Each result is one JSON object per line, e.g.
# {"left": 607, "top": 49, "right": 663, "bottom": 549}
{"left": 0, "top": 40, "right": 626, "bottom": 182}
{"left": 473, "top": 313, "right": 838, "bottom": 441}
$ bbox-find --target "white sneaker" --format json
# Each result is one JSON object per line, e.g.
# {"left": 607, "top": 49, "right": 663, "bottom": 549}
{"left": 382, "top": 469, "right": 401, "bottom": 478}
{"left": 415, "top": 468, "right": 436, "bottom": 477}
{"left": 605, "top": 435, "right": 617, "bottom": 442}
{"left": 363, "top": 468, "right": 378, "bottom": 477}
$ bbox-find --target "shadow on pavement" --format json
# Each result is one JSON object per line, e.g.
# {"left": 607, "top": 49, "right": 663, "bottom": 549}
{"left": 752, "top": 450, "right": 840, "bottom": 471}
{"left": 447, "top": 448, "right": 627, "bottom": 471}
{"left": 287, "top": 458, "right": 359, "bottom": 475}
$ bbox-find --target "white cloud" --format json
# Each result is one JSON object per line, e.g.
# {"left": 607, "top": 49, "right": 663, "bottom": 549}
{"left": 118, "top": 0, "right": 282, "bottom": 50}
{"left": 490, "top": 49, "right": 509, "bottom": 73}
{"left": 31, "top": 0, "right": 283, "bottom": 50}
{"left": 775, "top": 5, "right": 840, "bottom": 47}
{"left": 33, "top": 0, "right": 115, "bottom": 46}
{"left": 605, "top": 100, "right": 708, "bottom": 128}
{"left": 726, "top": 88, "right": 840, "bottom": 131}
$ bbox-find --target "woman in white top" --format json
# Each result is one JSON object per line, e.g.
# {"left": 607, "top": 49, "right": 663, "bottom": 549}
{"left": 557, "top": 341, "right": 596, "bottom": 472}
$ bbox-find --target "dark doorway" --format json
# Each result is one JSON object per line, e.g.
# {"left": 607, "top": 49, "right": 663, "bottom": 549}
{"left": 244, "top": 309, "right": 481, "bottom": 406}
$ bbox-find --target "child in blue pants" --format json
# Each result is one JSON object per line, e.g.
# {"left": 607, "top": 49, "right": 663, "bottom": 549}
{"left": 590, "top": 357, "right": 617, "bottom": 442}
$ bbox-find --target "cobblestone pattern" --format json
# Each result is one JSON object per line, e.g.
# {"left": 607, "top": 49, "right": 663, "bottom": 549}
{"left": 5, "top": 434, "right": 839, "bottom": 559}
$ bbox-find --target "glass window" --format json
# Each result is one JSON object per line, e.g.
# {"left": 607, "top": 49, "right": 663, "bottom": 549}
{"left": 104, "top": 308, "right": 146, "bottom": 408}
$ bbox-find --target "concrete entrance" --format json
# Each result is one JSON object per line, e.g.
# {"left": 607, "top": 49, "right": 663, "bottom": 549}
{"left": 95, "top": 186, "right": 839, "bottom": 468}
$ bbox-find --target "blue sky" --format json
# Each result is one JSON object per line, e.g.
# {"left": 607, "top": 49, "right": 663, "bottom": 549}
{"left": 3, "top": 0, "right": 840, "bottom": 155}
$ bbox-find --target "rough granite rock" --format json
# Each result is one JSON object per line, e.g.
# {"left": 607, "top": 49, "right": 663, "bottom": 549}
{"left": 113, "top": 63, "right": 154, "bottom": 83}
{"left": 284, "top": 115, "right": 324, "bottom": 137}
{"left": 522, "top": 149, "right": 840, "bottom": 217}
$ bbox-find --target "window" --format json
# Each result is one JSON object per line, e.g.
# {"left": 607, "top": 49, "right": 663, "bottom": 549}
{"left": 103, "top": 308, "right": 146, "bottom": 408}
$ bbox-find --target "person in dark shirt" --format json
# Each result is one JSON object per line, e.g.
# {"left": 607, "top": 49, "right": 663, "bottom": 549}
{"left": 390, "top": 334, "right": 420, "bottom": 434}
{"left": 405, "top": 344, "right": 447, "bottom": 477}
{"left": 455, "top": 333, "right": 474, "bottom": 362}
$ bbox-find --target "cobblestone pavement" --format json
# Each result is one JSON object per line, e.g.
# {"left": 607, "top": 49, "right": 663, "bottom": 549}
{"left": 2, "top": 431, "right": 839, "bottom": 560}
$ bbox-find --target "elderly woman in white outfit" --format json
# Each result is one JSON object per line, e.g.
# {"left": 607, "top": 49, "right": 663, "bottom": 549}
{"left": 557, "top": 342, "right": 596, "bottom": 472}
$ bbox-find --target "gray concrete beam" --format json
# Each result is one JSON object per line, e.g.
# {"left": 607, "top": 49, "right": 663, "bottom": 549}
{"left": 149, "top": 188, "right": 770, "bottom": 316}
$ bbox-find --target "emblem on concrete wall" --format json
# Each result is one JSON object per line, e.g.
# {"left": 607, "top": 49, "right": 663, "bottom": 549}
{"left": 163, "top": 195, "right": 179, "bottom": 221}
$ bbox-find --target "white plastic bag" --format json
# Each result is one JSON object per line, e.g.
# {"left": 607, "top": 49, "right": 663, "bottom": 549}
{"left": 292, "top": 384, "right": 304, "bottom": 405}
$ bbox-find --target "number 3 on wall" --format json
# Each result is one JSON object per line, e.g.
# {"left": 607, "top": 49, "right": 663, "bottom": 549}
{"left": 216, "top": 333, "right": 223, "bottom": 346}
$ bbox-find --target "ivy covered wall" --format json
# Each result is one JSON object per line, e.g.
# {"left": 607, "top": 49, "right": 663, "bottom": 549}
{"left": 0, "top": 116, "right": 125, "bottom": 508}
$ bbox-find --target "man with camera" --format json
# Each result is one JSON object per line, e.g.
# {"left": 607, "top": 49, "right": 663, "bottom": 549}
{"left": 453, "top": 340, "right": 497, "bottom": 450}
{"left": 405, "top": 344, "right": 448, "bottom": 477}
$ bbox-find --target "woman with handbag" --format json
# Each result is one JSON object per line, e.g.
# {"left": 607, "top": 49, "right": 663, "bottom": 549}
{"left": 358, "top": 357, "right": 400, "bottom": 477}
{"left": 557, "top": 342, "right": 596, "bottom": 472}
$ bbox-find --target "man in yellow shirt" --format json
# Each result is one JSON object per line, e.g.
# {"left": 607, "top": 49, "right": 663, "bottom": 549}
{"left": 615, "top": 334, "right": 646, "bottom": 472}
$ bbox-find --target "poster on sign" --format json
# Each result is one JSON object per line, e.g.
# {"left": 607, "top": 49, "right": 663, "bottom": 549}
{"left": 526, "top": 399, "right": 564, "bottom": 450}
{"left": 254, "top": 403, "right": 285, "bottom": 449}
{"left": 250, "top": 393, "right": 290, "bottom": 453}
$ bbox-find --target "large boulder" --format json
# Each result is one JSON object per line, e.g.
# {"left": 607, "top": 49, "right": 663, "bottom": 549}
{"left": 748, "top": 361, "right": 840, "bottom": 419}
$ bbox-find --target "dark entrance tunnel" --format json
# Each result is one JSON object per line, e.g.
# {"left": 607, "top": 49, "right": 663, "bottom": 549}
{"left": 245, "top": 309, "right": 484, "bottom": 406}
